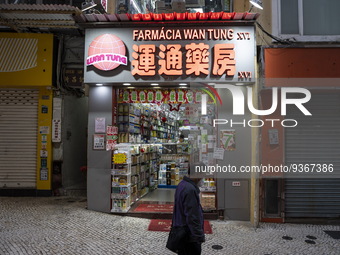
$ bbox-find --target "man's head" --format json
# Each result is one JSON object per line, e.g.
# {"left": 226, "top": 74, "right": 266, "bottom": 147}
{"left": 179, "top": 134, "right": 185, "bottom": 142}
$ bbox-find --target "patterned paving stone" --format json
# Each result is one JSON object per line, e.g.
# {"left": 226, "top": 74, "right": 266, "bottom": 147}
{"left": 0, "top": 197, "right": 339, "bottom": 255}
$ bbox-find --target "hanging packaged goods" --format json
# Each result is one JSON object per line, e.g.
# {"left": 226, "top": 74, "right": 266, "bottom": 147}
{"left": 118, "top": 89, "right": 214, "bottom": 104}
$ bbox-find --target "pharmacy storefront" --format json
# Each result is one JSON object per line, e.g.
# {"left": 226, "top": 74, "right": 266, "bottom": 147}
{"left": 83, "top": 13, "right": 257, "bottom": 221}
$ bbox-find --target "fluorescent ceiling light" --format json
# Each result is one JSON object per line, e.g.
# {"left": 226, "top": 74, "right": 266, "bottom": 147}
{"left": 151, "top": 83, "right": 159, "bottom": 86}
{"left": 123, "top": 83, "right": 131, "bottom": 86}
{"left": 249, "top": 0, "right": 263, "bottom": 10}
{"left": 96, "top": 83, "right": 103, "bottom": 86}
{"left": 179, "top": 83, "right": 187, "bottom": 86}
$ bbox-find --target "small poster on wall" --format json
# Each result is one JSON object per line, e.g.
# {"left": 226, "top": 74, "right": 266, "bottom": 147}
{"left": 93, "top": 134, "right": 105, "bottom": 150}
{"left": 40, "top": 168, "right": 48, "bottom": 181}
{"left": 213, "top": 147, "right": 225, "bottom": 160}
{"left": 95, "top": 117, "right": 106, "bottom": 133}
{"left": 220, "top": 130, "right": 236, "bottom": 151}
{"left": 106, "top": 125, "right": 118, "bottom": 151}
{"left": 39, "top": 126, "right": 50, "bottom": 134}
{"left": 52, "top": 119, "right": 61, "bottom": 142}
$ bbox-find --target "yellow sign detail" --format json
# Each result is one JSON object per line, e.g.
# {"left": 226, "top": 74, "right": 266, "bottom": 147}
{"left": 113, "top": 153, "right": 127, "bottom": 164}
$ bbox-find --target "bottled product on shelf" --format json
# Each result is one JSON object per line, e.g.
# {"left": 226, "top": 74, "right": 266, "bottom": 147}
{"left": 200, "top": 178, "right": 216, "bottom": 191}
{"left": 117, "top": 103, "right": 179, "bottom": 144}
{"left": 158, "top": 152, "right": 190, "bottom": 187}
{"left": 200, "top": 193, "right": 216, "bottom": 211}
{"left": 199, "top": 177, "right": 217, "bottom": 211}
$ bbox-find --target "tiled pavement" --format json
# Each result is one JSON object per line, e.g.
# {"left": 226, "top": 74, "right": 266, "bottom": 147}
{"left": 0, "top": 196, "right": 339, "bottom": 255}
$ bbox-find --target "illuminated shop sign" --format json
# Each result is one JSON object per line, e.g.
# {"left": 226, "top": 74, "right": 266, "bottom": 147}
{"left": 84, "top": 26, "right": 255, "bottom": 84}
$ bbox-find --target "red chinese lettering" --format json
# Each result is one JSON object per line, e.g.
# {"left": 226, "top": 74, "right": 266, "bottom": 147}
{"left": 212, "top": 44, "right": 236, "bottom": 76}
{"left": 158, "top": 44, "right": 183, "bottom": 75}
{"left": 131, "top": 44, "right": 156, "bottom": 76}
{"left": 185, "top": 43, "right": 209, "bottom": 76}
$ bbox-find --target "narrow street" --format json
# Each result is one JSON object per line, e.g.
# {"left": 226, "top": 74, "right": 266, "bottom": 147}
{"left": 0, "top": 196, "right": 339, "bottom": 255}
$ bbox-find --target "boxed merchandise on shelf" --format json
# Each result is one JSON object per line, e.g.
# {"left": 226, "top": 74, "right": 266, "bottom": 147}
{"left": 131, "top": 165, "right": 137, "bottom": 175}
{"left": 111, "top": 168, "right": 130, "bottom": 176}
{"left": 159, "top": 178, "right": 167, "bottom": 185}
{"left": 129, "top": 114, "right": 140, "bottom": 124}
{"left": 131, "top": 175, "right": 138, "bottom": 186}
{"left": 201, "top": 193, "right": 216, "bottom": 210}
{"left": 112, "top": 174, "right": 131, "bottom": 186}
{"left": 132, "top": 184, "right": 138, "bottom": 194}
{"left": 140, "top": 164, "right": 148, "bottom": 172}
{"left": 158, "top": 169, "right": 167, "bottom": 185}
{"left": 200, "top": 186, "right": 217, "bottom": 192}
{"left": 160, "top": 164, "right": 167, "bottom": 171}
{"left": 139, "top": 187, "right": 149, "bottom": 198}
{"left": 131, "top": 155, "right": 138, "bottom": 165}
{"left": 175, "top": 172, "right": 180, "bottom": 181}
{"left": 111, "top": 196, "right": 131, "bottom": 213}
{"left": 111, "top": 186, "right": 131, "bottom": 199}
{"left": 149, "top": 173, "right": 158, "bottom": 189}
{"left": 200, "top": 178, "right": 216, "bottom": 189}
{"left": 131, "top": 192, "right": 137, "bottom": 203}
{"left": 129, "top": 123, "right": 140, "bottom": 134}
{"left": 158, "top": 156, "right": 189, "bottom": 188}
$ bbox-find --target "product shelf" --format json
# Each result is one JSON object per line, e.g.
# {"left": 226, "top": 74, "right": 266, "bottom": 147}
{"left": 158, "top": 184, "right": 177, "bottom": 189}
{"left": 202, "top": 207, "right": 217, "bottom": 212}
{"left": 112, "top": 183, "right": 131, "bottom": 187}
{"left": 111, "top": 170, "right": 131, "bottom": 175}
{"left": 199, "top": 187, "right": 216, "bottom": 192}
{"left": 111, "top": 207, "right": 131, "bottom": 213}
{"left": 111, "top": 193, "right": 130, "bottom": 199}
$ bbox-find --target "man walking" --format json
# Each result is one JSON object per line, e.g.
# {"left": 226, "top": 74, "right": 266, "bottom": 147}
{"left": 172, "top": 176, "right": 205, "bottom": 255}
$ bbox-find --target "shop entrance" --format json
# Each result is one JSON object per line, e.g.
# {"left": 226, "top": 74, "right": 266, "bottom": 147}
{"left": 112, "top": 88, "right": 218, "bottom": 217}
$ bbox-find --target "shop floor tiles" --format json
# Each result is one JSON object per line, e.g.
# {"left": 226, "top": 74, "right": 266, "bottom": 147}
{"left": 133, "top": 203, "right": 174, "bottom": 213}
{"left": 148, "top": 219, "right": 213, "bottom": 234}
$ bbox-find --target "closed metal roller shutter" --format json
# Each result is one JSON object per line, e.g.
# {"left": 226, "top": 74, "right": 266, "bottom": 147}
{"left": 285, "top": 93, "right": 340, "bottom": 218}
{"left": 0, "top": 89, "right": 39, "bottom": 188}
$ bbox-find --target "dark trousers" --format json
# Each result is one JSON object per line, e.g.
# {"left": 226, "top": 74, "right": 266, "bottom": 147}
{"left": 178, "top": 242, "right": 202, "bottom": 255}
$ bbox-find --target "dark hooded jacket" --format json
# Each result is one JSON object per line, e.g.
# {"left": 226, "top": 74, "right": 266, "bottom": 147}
{"left": 173, "top": 176, "right": 205, "bottom": 243}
